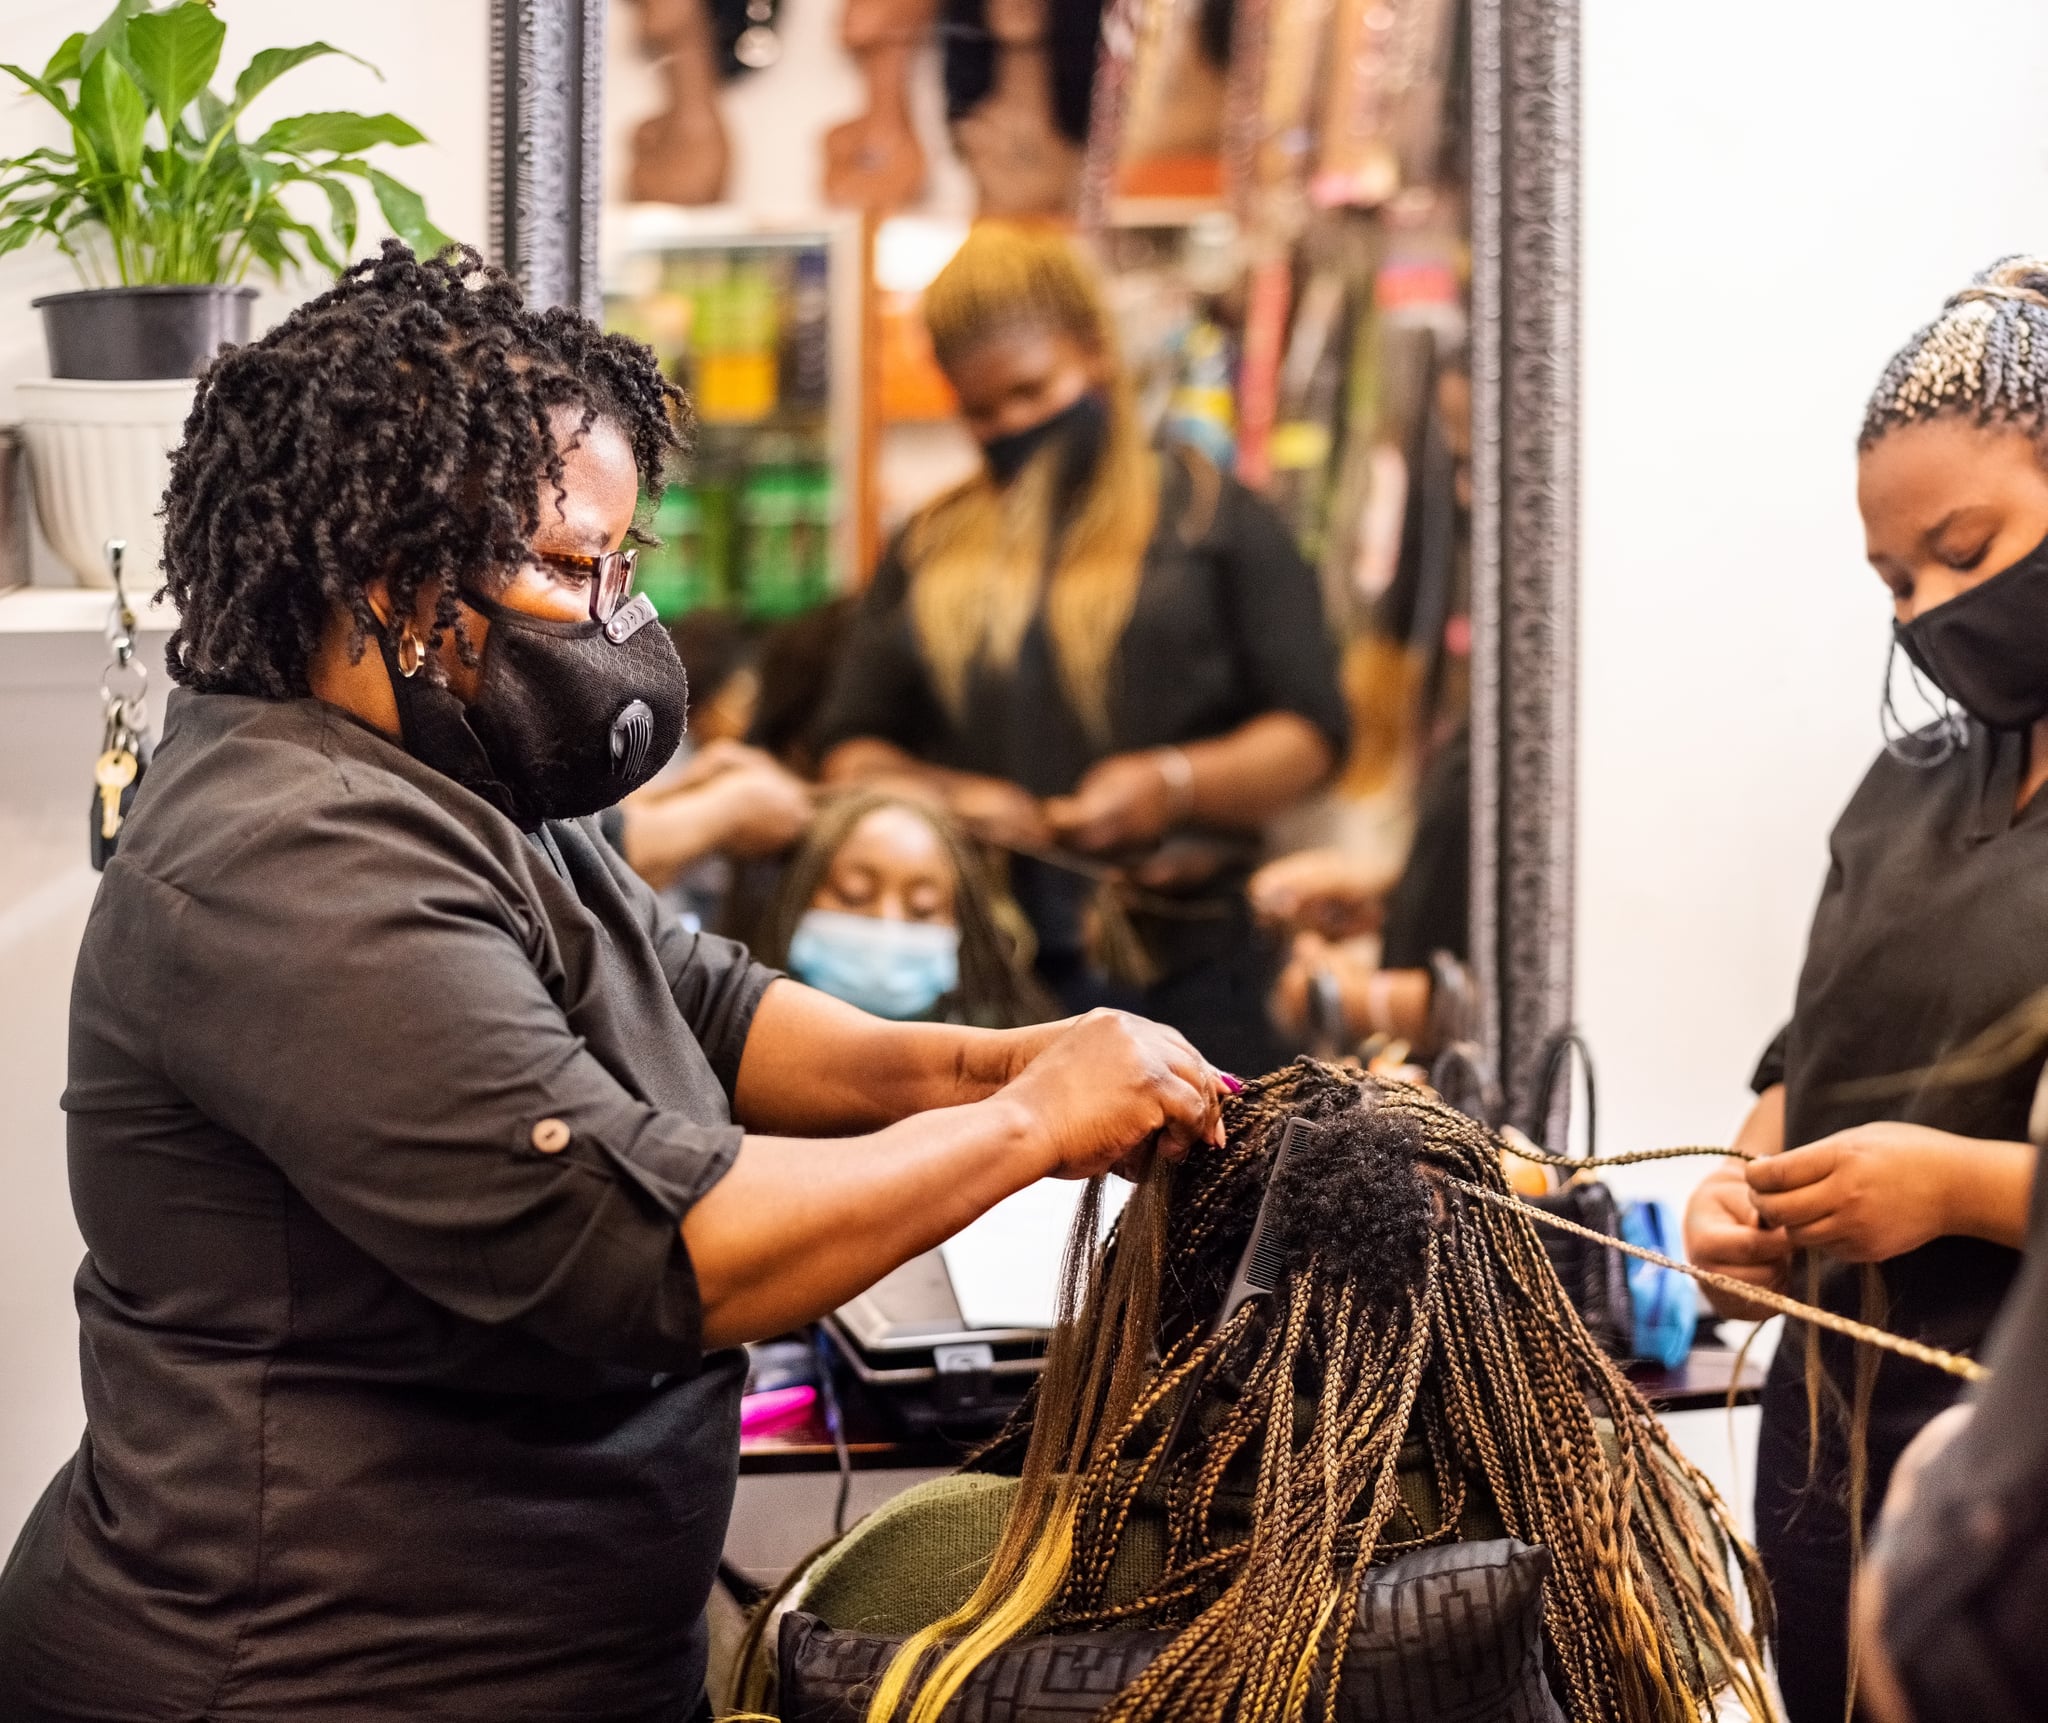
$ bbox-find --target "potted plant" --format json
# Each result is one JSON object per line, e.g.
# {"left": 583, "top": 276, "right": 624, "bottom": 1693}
{"left": 1, "top": 0, "right": 449, "bottom": 584}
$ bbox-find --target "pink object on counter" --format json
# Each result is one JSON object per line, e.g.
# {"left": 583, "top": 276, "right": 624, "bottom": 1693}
{"left": 740, "top": 1384, "right": 818, "bottom": 1439}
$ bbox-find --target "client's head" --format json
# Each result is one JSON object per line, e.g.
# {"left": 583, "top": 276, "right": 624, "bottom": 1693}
{"left": 757, "top": 789, "right": 1052, "bottom": 1027}
{"left": 872, "top": 1061, "right": 1773, "bottom": 1723}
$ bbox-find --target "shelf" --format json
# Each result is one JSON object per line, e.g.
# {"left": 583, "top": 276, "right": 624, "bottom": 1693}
{"left": 0, "top": 586, "right": 177, "bottom": 634}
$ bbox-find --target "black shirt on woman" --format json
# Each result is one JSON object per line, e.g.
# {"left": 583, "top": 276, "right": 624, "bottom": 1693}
{"left": 0, "top": 689, "right": 778, "bottom": 1722}
{"left": 813, "top": 450, "right": 1348, "bottom": 1071}
{"left": 1750, "top": 720, "right": 2036, "bottom": 1723}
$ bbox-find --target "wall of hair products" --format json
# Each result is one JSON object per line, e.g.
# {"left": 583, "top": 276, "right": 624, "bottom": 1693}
{"left": 4, "top": 0, "right": 2048, "bottom": 1719}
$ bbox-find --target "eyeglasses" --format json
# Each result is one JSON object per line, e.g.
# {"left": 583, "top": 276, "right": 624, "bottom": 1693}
{"left": 531, "top": 549, "right": 639, "bottom": 623}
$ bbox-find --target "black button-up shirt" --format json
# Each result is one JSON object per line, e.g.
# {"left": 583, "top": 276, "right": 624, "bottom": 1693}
{"left": 0, "top": 689, "right": 778, "bottom": 1722}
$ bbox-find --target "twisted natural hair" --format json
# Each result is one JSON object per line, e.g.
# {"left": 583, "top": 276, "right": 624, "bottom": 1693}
{"left": 1860, "top": 255, "right": 2048, "bottom": 447}
{"left": 871, "top": 1062, "right": 1775, "bottom": 1723}
{"left": 160, "top": 241, "right": 690, "bottom": 698}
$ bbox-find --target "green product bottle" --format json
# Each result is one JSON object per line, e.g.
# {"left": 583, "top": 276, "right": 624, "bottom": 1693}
{"left": 741, "top": 466, "right": 803, "bottom": 620}
{"left": 793, "top": 464, "right": 835, "bottom": 607}
{"left": 696, "top": 473, "right": 738, "bottom": 609}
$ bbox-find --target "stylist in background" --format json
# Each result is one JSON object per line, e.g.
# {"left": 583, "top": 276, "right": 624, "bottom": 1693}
{"left": 815, "top": 224, "right": 1347, "bottom": 1076}
{"left": 1683, "top": 258, "right": 2048, "bottom": 1723}
{"left": 0, "top": 246, "right": 1223, "bottom": 1723}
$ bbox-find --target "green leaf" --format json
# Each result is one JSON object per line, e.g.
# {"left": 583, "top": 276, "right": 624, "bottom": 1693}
{"left": 194, "top": 86, "right": 229, "bottom": 137}
{"left": 128, "top": 4, "right": 226, "bottom": 126}
{"left": 310, "top": 173, "right": 358, "bottom": 255}
{"left": 2, "top": 61, "right": 76, "bottom": 118}
{"left": 43, "top": 32, "right": 86, "bottom": 84}
{"left": 74, "top": 47, "right": 146, "bottom": 181}
{"left": 254, "top": 111, "right": 425, "bottom": 156}
{"left": 367, "top": 165, "right": 449, "bottom": 259}
{"left": 79, "top": 0, "right": 151, "bottom": 82}
{"left": 232, "top": 41, "right": 374, "bottom": 110}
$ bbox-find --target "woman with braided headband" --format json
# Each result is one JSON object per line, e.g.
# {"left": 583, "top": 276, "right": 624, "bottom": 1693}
{"left": 845, "top": 1062, "right": 1774, "bottom": 1723}
{"left": 1685, "top": 256, "right": 2048, "bottom": 1723}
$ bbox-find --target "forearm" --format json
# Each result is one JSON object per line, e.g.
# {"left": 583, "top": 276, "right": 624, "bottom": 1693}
{"left": 732, "top": 977, "right": 1066, "bottom": 1134}
{"left": 1944, "top": 1137, "right": 2036, "bottom": 1248}
{"left": 685, "top": 1095, "right": 1049, "bottom": 1347}
{"left": 821, "top": 737, "right": 956, "bottom": 794}
{"left": 1178, "top": 713, "right": 1334, "bottom": 831}
{"left": 1735, "top": 1084, "right": 1786, "bottom": 1162}
{"left": 618, "top": 795, "right": 728, "bottom": 892}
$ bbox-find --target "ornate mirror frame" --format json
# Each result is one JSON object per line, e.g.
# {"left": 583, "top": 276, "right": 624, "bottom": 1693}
{"left": 486, "top": 0, "right": 1583, "bottom": 1122}
{"left": 1468, "top": 0, "right": 1578, "bottom": 1123}
{"left": 489, "top": 0, "right": 607, "bottom": 318}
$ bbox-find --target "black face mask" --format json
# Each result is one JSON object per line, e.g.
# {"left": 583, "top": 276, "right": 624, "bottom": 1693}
{"left": 1896, "top": 528, "right": 2048, "bottom": 732}
{"left": 980, "top": 390, "right": 1109, "bottom": 487}
{"left": 380, "top": 590, "right": 687, "bottom": 829}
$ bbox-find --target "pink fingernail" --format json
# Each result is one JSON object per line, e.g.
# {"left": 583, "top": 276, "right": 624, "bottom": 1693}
{"left": 1217, "top": 1071, "right": 1244, "bottom": 1094}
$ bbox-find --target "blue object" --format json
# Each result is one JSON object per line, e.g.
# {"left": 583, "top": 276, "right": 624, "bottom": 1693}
{"left": 1619, "top": 1199, "right": 1698, "bottom": 1369}
{"left": 788, "top": 909, "right": 960, "bottom": 1020}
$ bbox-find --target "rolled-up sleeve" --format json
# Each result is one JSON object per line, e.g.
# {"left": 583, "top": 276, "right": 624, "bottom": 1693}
{"left": 153, "top": 798, "right": 734, "bottom": 1373}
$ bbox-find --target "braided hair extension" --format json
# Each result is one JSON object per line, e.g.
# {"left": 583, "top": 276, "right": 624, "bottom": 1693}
{"left": 1860, "top": 255, "right": 2048, "bottom": 448}
{"left": 159, "top": 241, "right": 691, "bottom": 699}
{"left": 869, "top": 1061, "right": 1776, "bottom": 1723}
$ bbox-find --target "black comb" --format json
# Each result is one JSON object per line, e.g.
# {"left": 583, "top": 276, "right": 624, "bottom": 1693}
{"left": 1212, "top": 1114, "right": 1317, "bottom": 1332}
{"left": 1159, "top": 1116, "right": 1320, "bottom": 1461}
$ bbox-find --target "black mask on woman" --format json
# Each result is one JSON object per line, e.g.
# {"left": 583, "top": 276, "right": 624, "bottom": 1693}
{"left": 378, "top": 589, "right": 688, "bottom": 829}
{"left": 979, "top": 389, "right": 1109, "bottom": 487}
{"left": 1896, "top": 528, "right": 2048, "bottom": 732}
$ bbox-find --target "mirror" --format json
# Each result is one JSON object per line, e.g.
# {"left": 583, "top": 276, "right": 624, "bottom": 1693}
{"left": 494, "top": 0, "right": 1583, "bottom": 1115}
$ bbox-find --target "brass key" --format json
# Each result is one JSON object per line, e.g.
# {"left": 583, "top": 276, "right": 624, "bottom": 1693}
{"left": 95, "top": 748, "right": 138, "bottom": 840}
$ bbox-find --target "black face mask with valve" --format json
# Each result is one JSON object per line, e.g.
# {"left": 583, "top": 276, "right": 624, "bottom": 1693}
{"left": 979, "top": 389, "right": 1110, "bottom": 490}
{"left": 1896, "top": 527, "right": 2048, "bottom": 735}
{"left": 378, "top": 590, "right": 688, "bottom": 830}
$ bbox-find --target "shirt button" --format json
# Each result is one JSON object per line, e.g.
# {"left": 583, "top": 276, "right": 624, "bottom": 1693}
{"left": 531, "top": 1117, "right": 572, "bottom": 1154}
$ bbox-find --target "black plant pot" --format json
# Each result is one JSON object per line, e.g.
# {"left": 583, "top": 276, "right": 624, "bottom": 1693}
{"left": 31, "top": 284, "right": 258, "bottom": 381}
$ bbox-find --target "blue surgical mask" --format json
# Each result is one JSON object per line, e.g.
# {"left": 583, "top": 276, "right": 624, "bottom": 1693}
{"left": 787, "top": 909, "right": 961, "bottom": 1020}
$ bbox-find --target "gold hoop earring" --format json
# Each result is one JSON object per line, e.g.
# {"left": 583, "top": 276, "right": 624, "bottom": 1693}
{"left": 396, "top": 627, "right": 425, "bottom": 679}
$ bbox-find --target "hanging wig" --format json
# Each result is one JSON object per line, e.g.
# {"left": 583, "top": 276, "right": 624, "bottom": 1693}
{"left": 907, "top": 223, "right": 1159, "bottom": 743}
{"left": 866, "top": 1061, "right": 1776, "bottom": 1723}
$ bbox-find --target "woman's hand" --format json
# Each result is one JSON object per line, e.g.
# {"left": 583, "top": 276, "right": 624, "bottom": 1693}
{"left": 948, "top": 773, "right": 1054, "bottom": 851}
{"left": 996, "top": 1008, "right": 1224, "bottom": 1178}
{"left": 1249, "top": 847, "right": 1392, "bottom": 939}
{"left": 616, "top": 747, "right": 813, "bottom": 887}
{"left": 1044, "top": 752, "right": 1178, "bottom": 854}
{"left": 698, "top": 759, "right": 815, "bottom": 857}
{"left": 1685, "top": 1157, "right": 1795, "bottom": 1318}
{"left": 1746, "top": 1123, "right": 2034, "bottom": 1260}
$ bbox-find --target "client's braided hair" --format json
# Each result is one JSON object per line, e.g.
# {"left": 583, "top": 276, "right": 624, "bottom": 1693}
{"left": 870, "top": 1061, "right": 1775, "bottom": 1723}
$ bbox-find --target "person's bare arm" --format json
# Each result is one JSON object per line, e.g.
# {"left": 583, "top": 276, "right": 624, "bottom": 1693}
{"left": 1044, "top": 713, "right": 1336, "bottom": 854}
{"left": 731, "top": 976, "right": 1067, "bottom": 1134}
{"left": 820, "top": 737, "right": 1053, "bottom": 850}
{"left": 617, "top": 748, "right": 813, "bottom": 890}
{"left": 1683, "top": 1085, "right": 1793, "bottom": 1320}
{"left": 687, "top": 1008, "right": 1220, "bottom": 1346}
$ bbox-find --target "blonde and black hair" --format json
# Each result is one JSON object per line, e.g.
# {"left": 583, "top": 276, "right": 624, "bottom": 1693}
{"left": 908, "top": 223, "right": 1159, "bottom": 742}
{"left": 868, "top": 1063, "right": 1775, "bottom": 1723}
{"left": 1862, "top": 255, "right": 2048, "bottom": 447}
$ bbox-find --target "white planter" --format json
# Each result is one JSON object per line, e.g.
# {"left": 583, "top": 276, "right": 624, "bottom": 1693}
{"left": 17, "top": 378, "right": 196, "bottom": 589}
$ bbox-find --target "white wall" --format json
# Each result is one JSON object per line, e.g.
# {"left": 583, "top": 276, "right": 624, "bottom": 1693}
{"left": 1578, "top": 0, "right": 2048, "bottom": 1208}
{"left": 0, "top": 0, "right": 488, "bottom": 1535}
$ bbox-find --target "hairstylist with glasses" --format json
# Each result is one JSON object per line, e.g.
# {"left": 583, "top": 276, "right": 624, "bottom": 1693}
{"left": 1683, "top": 259, "right": 2048, "bottom": 1723}
{"left": 0, "top": 247, "right": 1226, "bottom": 1723}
